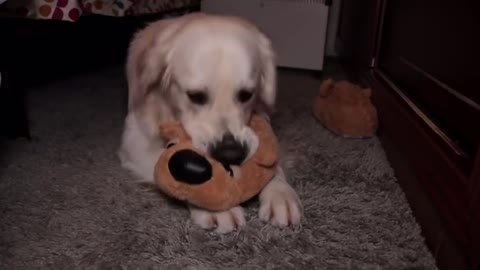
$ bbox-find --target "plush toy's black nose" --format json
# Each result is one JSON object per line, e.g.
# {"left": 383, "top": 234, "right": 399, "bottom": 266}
{"left": 209, "top": 133, "right": 248, "bottom": 166}
{"left": 168, "top": 150, "right": 212, "bottom": 185}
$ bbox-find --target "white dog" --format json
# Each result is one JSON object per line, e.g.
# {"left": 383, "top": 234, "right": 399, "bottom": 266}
{"left": 118, "top": 12, "right": 302, "bottom": 233}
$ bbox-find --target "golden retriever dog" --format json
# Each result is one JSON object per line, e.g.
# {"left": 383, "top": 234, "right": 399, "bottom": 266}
{"left": 118, "top": 12, "right": 302, "bottom": 233}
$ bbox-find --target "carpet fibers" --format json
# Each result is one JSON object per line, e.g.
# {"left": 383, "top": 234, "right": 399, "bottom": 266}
{"left": 0, "top": 64, "right": 437, "bottom": 269}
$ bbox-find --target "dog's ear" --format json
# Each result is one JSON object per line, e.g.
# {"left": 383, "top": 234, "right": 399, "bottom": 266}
{"left": 126, "top": 26, "right": 173, "bottom": 110}
{"left": 257, "top": 32, "right": 277, "bottom": 113}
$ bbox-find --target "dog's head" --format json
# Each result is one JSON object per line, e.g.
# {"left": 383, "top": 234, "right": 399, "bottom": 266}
{"left": 129, "top": 14, "right": 277, "bottom": 166}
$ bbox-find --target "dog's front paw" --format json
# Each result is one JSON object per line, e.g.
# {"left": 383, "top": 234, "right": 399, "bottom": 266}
{"left": 259, "top": 182, "right": 302, "bottom": 227}
{"left": 189, "top": 206, "right": 246, "bottom": 234}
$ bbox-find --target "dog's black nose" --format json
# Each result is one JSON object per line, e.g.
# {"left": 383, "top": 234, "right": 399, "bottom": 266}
{"left": 209, "top": 133, "right": 248, "bottom": 166}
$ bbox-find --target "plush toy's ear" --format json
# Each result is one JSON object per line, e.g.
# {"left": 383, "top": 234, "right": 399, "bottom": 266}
{"left": 363, "top": 88, "right": 373, "bottom": 98}
{"left": 249, "top": 115, "right": 279, "bottom": 168}
{"left": 254, "top": 148, "right": 278, "bottom": 168}
{"left": 159, "top": 122, "right": 190, "bottom": 143}
{"left": 319, "top": 79, "right": 335, "bottom": 97}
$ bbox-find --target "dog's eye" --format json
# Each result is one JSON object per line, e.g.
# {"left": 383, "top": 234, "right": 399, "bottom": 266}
{"left": 237, "top": 89, "right": 253, "bottom": 103}
{"left": 187, "top": 91, "right": 208, "bottom": 105}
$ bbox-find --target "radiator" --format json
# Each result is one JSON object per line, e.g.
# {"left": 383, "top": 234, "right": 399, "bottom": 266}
{"left": 201, "top": 0, "right": 330, "bottom": 71}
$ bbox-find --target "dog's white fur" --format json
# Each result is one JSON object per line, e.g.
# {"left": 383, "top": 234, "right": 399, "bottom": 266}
{"left": 118, "top": 12, "right": 302, "bottom": 233}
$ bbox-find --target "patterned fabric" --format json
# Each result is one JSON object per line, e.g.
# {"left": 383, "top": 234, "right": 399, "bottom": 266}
{"left": 81, "top": 0, "right": 135, "bottom": 17}
{"left": 3, "top": 0, "right": 199, "bottom": 22}
{"left": 125, "top": 0, "right": 197, "bottom": 16}
{"left": 5, "top": 0, "right": 83, "bottom": 21}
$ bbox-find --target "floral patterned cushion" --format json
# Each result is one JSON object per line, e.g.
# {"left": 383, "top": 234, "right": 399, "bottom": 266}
{"left": 2, "top": 0, "right": 199, "bottom": 22}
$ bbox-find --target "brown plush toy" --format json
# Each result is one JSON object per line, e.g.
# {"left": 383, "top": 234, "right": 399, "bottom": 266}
{"left": 154, "top": 114, "right": 279, "bottom": 211}
{"left": 313, "top": 79, "right": 378, "bottom": 138}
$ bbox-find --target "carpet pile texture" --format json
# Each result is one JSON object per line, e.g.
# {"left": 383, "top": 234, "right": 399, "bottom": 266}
{"left": 0, "top": 64, "right": 437, "bottom": 269}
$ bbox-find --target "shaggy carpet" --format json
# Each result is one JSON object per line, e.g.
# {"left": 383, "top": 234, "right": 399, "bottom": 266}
{"left": 0, "top": 62, "right": 437, "bottom": 269}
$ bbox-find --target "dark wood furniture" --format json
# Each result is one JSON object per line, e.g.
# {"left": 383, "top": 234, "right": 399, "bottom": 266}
{"left": 0, "top": 15, "right": 137, "bottom": 139}
{"left": 0, "top": 6, "right": 199, "bottom": 140}
{"left": 337, "top": 0, "right": 480, "bottom": 269}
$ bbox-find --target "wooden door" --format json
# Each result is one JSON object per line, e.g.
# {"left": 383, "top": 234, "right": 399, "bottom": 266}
{"left": 469, "top": 148, "right": 480, "bottom": 269}
{"left": 377, "top": 0, "right": 480, "bottom": 164}
{"left": 338, "top": 0, "right": 480, "bottom": 268}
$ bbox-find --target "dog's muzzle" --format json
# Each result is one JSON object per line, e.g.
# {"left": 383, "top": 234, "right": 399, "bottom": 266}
{"left": 209, "top": 133, "right": 248, "bottom": 166}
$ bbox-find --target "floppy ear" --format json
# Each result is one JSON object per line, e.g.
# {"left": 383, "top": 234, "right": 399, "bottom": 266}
{"left": 126, "top": 25, "right": 173, "bottom": 110}
{"left": 257, "top": 32, "right": 277, "bottom": 113}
